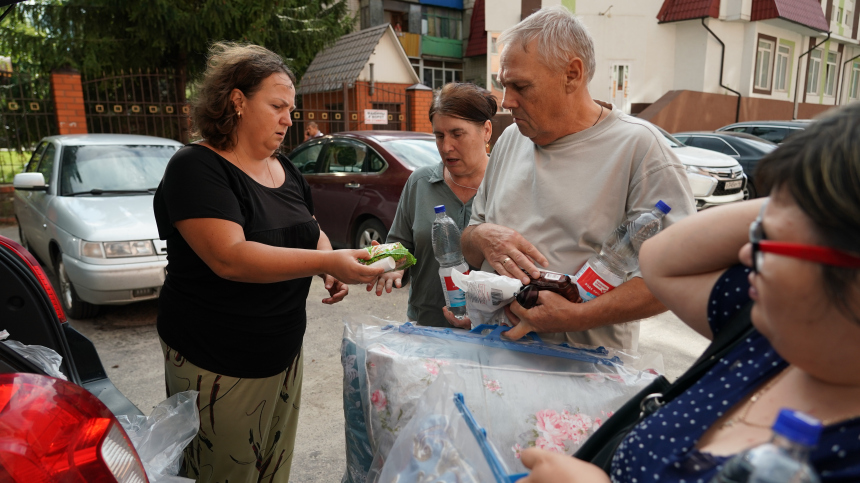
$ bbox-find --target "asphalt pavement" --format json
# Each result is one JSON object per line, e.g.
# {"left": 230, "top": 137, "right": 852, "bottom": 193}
{"left": 0, "top": 223, "right": 709, "bottom": 482}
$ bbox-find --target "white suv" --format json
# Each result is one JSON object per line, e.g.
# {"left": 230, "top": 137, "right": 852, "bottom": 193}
{"left": 658, "top": 128, "right": 747, "bottom": 210}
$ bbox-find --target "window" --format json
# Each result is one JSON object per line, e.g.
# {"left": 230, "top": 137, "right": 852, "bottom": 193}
{"left": 824, "top": 51, "right": 839, "bottom": 96}
{"left": 749, "top": 126, "right": 791, "bottom": 144}
{"left": 59, "top": 145, "right": 176, "bottom": 195}
{"left": 850, "top": 63, "right": 860, "bottom": 100}
{"left": 754, "top": 37, "right": 775, "bottom": 92}
{"left": 322, "top": 141, "right": 365, "bottom": 173}
{"left": 26, "top": 142, "right": 48, "bottom": 173}
{"left": 806, "top": 50, "right": 822, "bottom": 94}
{"left": 774, "top": 44, "right": 791, "bottom": 92}
{"left": 289, "top": 140, "right": 324, "bottom": 174}
{"left": 37, "top": 143, "right": 56, "bottom": 184}
{"left": 365, "top": 150, "right": 386, "bottom": 173}
{"left": 421, "top": 60, "right": 462, "bottom": 89}
{"left": 421, "top": 6, "right": 462, "bottom": 40}
{"left": 690, "top": 137, "right": 739, "bottom": 156}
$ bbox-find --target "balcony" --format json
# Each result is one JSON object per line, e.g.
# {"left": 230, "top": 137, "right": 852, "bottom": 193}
{"left": 421, "top": 36, "right": 463, "bottom": 58}
{"left": 398, "top": 32, "right": 421, "bottom": 58}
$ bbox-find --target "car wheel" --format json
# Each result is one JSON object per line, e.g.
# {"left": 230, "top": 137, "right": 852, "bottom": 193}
{"left": 54, "top": 256, "right": 100, "bottom": 319}
{"left": 354, "top": 218, "right": 387, "bottom": 249}
{"left": 745, "top": 181, "right": 758, "bottom": 199}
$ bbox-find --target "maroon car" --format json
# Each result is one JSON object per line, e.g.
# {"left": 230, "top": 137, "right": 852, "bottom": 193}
{"left": 287, "top": 131, "right": 441, "bottom": 248}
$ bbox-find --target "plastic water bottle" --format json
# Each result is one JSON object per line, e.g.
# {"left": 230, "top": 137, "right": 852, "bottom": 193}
{"left": 431, "top": 205, "right": 469, "bottom": 319}
{"left": 709, "top": 409, "right": 822, "bottom": 483}
{"left": 574, "top": 201, "right": 671, "bottom": 301}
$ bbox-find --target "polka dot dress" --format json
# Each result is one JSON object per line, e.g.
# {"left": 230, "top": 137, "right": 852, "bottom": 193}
{"left": 609, "top": 265, "right": 860, "bottom": 482}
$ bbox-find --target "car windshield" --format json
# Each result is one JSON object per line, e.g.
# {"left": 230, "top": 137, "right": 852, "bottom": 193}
{"left": 657, "top": 127, "right": 684, "bottom": 148}
{"left": 59, "top": 145, "right": 177, "bottom": 196}
{"left": 379, "top": 139, "right": 441, "bottom": 169}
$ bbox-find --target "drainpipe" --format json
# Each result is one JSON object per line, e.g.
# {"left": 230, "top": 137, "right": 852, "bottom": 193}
{"left": 701, "top": 18, "right": 741, "bottom": 123}
{"left": 793, "top": 31, "right": 830, "bottom": 119}
{"left": 369, "top": 63, "right": 375, "bottom": 96}
{"left": 836, "top": 53, "right": 860, "bottom": 105}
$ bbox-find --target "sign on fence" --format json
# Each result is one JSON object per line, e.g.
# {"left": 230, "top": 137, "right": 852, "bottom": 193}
{"left": 364, "top": 109, "right": 388, "bottom": 125}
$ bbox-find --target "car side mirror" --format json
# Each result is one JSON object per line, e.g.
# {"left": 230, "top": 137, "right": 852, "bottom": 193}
{"left": 13, "top": 172, "right": 48, "bottom": 191}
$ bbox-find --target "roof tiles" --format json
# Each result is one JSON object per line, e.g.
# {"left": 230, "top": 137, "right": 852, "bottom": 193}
{"left": 657, "top": 0, "right": 720, "bottom": 23}
{"left": 751, "top": 0, "right": 829, "bottom": 32}
{"left": 298, "top": 24, "right": 390, "bottom": 95}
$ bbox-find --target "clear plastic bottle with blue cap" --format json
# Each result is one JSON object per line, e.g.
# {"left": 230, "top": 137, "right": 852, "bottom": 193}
{"left": 431, "top": 205, "right": 469, "bottom": 319}
{"left": 574, "top": 201, "right": 671, "bottom": 301}
{"left": 709, "top": 408, "right": 822, "bottom": 483}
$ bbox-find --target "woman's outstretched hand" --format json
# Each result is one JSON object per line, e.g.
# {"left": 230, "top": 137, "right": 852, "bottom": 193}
{"left": 367, "top": 270, "right": 404, "bottom": 295}
{"left": 326, "top": 249, "right": 385, "bottom": 285}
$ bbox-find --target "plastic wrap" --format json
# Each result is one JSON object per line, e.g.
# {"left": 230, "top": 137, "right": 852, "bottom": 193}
{"left": 341, "top": 316, "right": 663, "bottom": 482}
{"left": 1, "top": 339, "right": 67, "bottom": 380}
{"left": 450, "top": 269, "right": 522, "bottom": 327}
{"left": 117, "top": 390, "right": 199, "bottom": 483}
{"left": 377, "top": 378, "right": 526, "bottom": 483}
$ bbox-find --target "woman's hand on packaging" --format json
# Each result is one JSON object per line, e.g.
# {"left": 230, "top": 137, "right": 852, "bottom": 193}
{"left": 470, "top": 224, "right": 548, "bottom": 285}
{"left": 518, "top": 448, "right": 609, "bottom": 483}
{"left": 442, "top": 306, "right": 472, "bottom": 329}
{"left": 327, "top": 249, "right": 385, "bottom": 285}
{"left": 367, "top": 270, "right": 404, "bottom": 295}
{"left": 320, "top": 274, "right": 348, "bottom": 304}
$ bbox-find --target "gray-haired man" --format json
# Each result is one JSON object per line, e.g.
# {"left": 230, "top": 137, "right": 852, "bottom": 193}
{"left": 460, "top": 6, "right": 696, "bottom": 350}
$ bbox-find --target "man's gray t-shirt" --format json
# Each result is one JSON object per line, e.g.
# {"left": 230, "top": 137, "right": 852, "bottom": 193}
{"left": 469, "top": 103, "right": 696, "bottom": 350}
{"left": 387, "top": 162, "right": 474, "bottom": 327}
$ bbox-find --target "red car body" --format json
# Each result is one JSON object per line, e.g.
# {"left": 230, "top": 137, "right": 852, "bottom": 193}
{"left": 286, "top": 131, "right": 440, "bottom": 248}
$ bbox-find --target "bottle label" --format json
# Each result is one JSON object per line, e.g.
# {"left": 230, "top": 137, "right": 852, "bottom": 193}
{"left": 543, "top": 271, "right": 563, "bottom": 281}
{"left": 574, "top": 263, "right": 621, "bottom": 302}
{"left": 440, "top": 264, "right": 470, "bottom": 308}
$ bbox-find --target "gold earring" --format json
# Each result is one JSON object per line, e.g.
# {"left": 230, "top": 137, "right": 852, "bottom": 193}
{"left": 485, "top": 142, "right": 491, "bottom": 153}
{"left": 237, "top": 111, "right": 242, "bottom": 119}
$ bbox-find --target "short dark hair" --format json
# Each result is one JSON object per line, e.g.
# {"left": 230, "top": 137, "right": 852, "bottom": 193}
{"left": 191, "top": 42, "right": 296, "bottom": 150}
{"left": 755, "top": 103, "right": 860, "bottom": 320}
{"left": 429, "top": 82, "right": 498, "bottom": 125}
{"left": 307, "top": 121, "right": 319, "bottom": 129}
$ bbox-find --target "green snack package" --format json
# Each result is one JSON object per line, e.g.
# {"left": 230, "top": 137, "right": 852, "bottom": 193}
{"left": 360, "top": 242, "right": 417, "bottom": 271}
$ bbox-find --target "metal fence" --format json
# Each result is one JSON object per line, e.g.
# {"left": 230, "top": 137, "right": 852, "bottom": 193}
{"left": 287, "top": 79, "right": 409, "bottom": 152}
{"left": 0, "top": 71, "right": 57, "bottom": 183}
{"left": 82, "top": 69, "right": 192, "bottom": 143}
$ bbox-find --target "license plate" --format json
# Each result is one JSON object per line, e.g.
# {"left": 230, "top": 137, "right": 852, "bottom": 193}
{"left": 724, "top": 180, "right": 743, "bottom": 190}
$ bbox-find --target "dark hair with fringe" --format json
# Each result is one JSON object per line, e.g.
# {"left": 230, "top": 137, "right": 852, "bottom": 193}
{"left": 191, "top": 42, "right": 296, "bottom": 150}
{"left": 428, "top": 82, "right": 498, "bottom": 125}
{"left": 755, "top": 102, "right": 860, "bottom": 321}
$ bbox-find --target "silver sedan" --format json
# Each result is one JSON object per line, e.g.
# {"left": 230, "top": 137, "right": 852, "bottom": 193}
{"left": 13, "top": 134, "right": 181, "bottom": 318}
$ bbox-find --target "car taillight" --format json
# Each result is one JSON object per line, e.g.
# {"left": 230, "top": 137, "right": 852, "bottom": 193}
{"left": 0, "top": 238, "right": 67, "bottom": 323}
{"left": 0, "top": 373, "right": 147, "bottom": 483}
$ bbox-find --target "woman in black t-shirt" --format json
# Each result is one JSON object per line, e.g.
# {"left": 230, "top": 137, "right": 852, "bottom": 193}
{"left": 153, "top": 42, "right": 382, "bottom": 483}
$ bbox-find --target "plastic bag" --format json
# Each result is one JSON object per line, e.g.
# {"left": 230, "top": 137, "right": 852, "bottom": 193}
{"left": 1, "top": 339, "right": 67, "bottom": 380}
{"left": 450, "top": 269, "right": 522, "bottom": 327}
{"left": 377, "top": 375, "right": 525, "bottom": 483}
{"left": 341, "top": 316, "right": 663, "bottom": 482}
{"left": 359, "top": 242, "right": 417, "bottom": 272}
{"left": 117, "top": 390, "right": 199, "bottom": 483}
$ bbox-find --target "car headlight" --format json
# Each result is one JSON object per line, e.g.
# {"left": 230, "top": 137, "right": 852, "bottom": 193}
{"left": 81, "top": 240, "right": 156, "bottom": 258}
{"left": 685, "top": 165, "right": 713, "bottom": 177}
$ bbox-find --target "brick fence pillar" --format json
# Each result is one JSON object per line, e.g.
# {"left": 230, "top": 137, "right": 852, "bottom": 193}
{"left": 406, "top": 83, "right": 433, "bottom": 133}
{"left": 50, "top": 69, "right": 88, "bottom": 135}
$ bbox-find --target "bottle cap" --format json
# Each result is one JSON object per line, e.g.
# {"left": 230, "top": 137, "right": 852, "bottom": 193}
{"left": 434, "top": 205, "right": 446, "bottom": 214}
{"left": 772, "top": 409, "right": 823, "bottom": 446}
{"left": 655, "top": 200, "right": 671, "bottom": 214}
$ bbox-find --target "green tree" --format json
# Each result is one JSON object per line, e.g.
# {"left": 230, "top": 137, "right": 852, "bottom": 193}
{"left": 0, "top": 0, "right": 353, "bottom": 80}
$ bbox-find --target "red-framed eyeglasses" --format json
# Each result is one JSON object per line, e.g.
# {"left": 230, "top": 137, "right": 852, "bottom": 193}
{"left": 749, "top": 200, "right": 860, "bottom": 272}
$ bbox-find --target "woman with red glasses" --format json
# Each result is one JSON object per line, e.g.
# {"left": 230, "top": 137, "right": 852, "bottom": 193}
{"left": 516, "top": 103, "right": 860, "bottom": 481}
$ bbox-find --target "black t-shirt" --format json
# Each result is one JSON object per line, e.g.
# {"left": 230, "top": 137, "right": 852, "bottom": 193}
{"left": 153, "top": 144, "right": 319, "bottom": 378}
